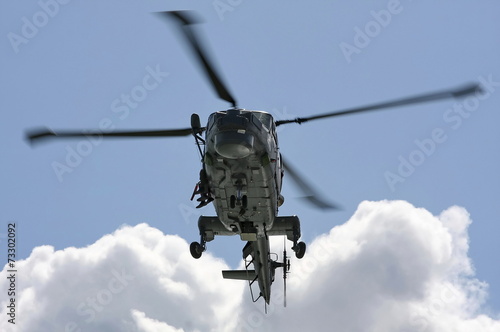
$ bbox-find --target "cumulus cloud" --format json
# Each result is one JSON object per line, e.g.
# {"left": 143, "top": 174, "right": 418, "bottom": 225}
{"left": 238, "top": 201, "right": 500, "bottom": 332}
{"left": 132, "top": 310, "right": 185, "bottom": 332}
{"left": 0, "top": 224, "right": 243, "bottom": 332}
{"left": 1, "top": 200, "right": 499, "bottom": 332}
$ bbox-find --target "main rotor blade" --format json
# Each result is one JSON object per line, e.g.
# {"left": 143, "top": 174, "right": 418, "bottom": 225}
{"left": 275, "top": 83, "right": 481, "bottom": 126}
{"left": 157, "top": 11, "right": 237, "bottom": 107}
{"left": 27, "top": 127, "right": 194, "bottom": 144}
{"left": 281, "top": 156, "right": 339, "bottom": 210}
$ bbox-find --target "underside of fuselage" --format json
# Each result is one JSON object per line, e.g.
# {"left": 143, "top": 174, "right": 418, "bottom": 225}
{"left": 195, "top": 215, "right": 304, "bottom": 304}
{"left": 205, "top": 154, "right": 279, "bottom": 238}
{"left": 203, "top": 109, "right": 282, "bottom": 238}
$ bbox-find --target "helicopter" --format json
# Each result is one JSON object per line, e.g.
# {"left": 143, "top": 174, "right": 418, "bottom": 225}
{"left": 27, "top": 11, "right": 481, "bottom": 306}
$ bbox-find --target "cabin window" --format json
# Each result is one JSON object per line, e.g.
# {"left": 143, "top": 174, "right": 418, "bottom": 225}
{"left": 253, "top": 112, "right": 273, "bottom": 131}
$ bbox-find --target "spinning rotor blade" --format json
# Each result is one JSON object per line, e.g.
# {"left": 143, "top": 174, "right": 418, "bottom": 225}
{"left": 157, "top": 11, "right": 237, "bottom": 107}
{"left": 281, "top": 156, "right": 339, "bottom": 210}
{"left": 275, "top": 83, "right": 481, "bottom": 126}
{"left": 27, "top": 127, "right": 195, "bottom": 144}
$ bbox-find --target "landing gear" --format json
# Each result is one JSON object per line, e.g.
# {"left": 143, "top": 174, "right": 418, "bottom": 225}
{"left": 190, "top": 230, "right": 208, "bottom": 259}
{"left": 292, "top": 241, "right": 306, "bottom": 259}
{"left": 290, "top": 223, "right": 306, "bottom": 259}
{"left": 190, "top": 241, "right": 204, "bottom": 259}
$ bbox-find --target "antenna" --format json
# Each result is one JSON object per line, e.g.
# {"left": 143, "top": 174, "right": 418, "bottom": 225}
{"left": 283, "top": 236, "right": 290, "bottom": 307}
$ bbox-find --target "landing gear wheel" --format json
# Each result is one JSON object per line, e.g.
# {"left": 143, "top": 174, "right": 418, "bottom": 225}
{"left": 190, "top": 241, "right": 204, "bottom": 259}
{"left": 294, "top": 241, "right": 306, "bottom": 259}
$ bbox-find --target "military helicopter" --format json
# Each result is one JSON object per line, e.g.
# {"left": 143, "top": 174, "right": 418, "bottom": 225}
{"left": 27, "top": 11, "right": 481, "bottom": 306}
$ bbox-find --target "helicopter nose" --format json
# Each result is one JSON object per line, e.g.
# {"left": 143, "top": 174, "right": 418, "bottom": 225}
{"left": 214, "top": 131, "right": 254, "bottom": 159}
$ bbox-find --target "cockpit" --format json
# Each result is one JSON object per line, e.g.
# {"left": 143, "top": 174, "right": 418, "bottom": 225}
{"left": 207, "top": 109, "right": 275, "bottom": 133}
{"left": 206, "top": 110, "right": 276, "bottom": 159}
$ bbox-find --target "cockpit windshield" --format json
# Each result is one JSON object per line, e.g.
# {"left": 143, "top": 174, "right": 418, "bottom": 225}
{"left": 252, "top": 111, "right": 274, "bottom": 131}
{"left": 208, "top": 110, "right": 275, "bottom": 132}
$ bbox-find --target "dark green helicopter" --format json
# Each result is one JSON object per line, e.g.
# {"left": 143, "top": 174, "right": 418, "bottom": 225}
{"left": 27, "top": 11, "right": 481, "bottom": 306}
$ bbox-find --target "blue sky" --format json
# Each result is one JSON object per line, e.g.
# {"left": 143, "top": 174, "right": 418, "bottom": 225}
{"left": 1, "top": 0, "right": 500, "bottom": 329}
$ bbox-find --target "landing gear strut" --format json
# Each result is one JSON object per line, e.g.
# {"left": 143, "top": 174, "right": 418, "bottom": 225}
{"left": 290, "top": 225, "right": 306, "bottom": 259}
{"left": 190, "top": 233, "right": 207, "bottom": 259}
{"left": 292, "top": 241, "right": 306, "bottom": 259}
{"left": 190, "top": 241, "right": 204, "bottom": 259}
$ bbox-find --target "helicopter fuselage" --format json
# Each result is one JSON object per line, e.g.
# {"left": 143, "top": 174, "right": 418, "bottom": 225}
{"left": 204, "top": 109, "right": 283, "bottom": 237}
{"left": 191, "top": 108, "right": 298, "bottom": 304}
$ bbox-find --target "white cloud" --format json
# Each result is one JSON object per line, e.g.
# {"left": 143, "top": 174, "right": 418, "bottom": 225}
{"left": 0, "top": 224, "right": 243, "bottom": 332}
{"left": 237, "top": 201, "right": 500, "bottom": 332}
{"left": 1, "top": 201, "right": 499, "bottom": 332}
{"left": 132, "top": 310, "right": 185, "bottom": 332}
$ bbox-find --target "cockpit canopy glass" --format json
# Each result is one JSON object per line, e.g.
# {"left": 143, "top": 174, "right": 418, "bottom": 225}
{"left": 208, "top": 110, "right": 275, "bottom": 132}
{"left": 252, "top": 111, "right": 274, "bottom": 131}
